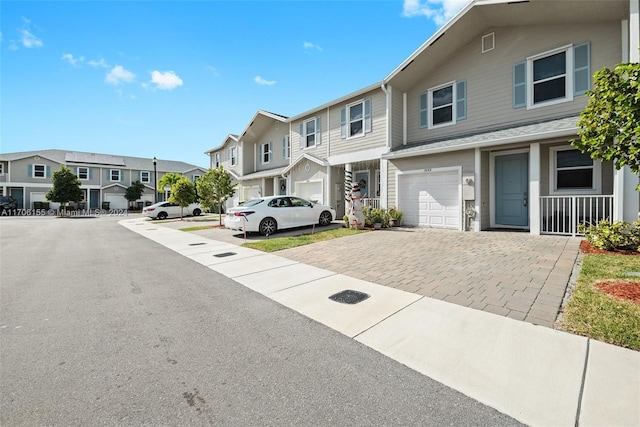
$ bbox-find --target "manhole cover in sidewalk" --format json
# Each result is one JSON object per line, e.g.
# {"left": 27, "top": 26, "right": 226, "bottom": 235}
{"left": 214, "top": 252, "right": 236, "bottom": 258}
{"left": 329, "top": 290, "right": 370, "bottom": 305}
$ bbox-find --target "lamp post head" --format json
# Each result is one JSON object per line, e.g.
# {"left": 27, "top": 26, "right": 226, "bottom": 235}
{"left": 153, "top": 156, "right": 157, "bottom": 165}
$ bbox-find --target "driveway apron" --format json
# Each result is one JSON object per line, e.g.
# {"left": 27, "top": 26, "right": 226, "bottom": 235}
{"left": 274, "top": 228, "right": 581, "bottom": 328}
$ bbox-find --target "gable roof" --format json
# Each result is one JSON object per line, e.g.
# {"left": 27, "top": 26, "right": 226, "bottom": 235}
{"left": 385, "top": 0, "right": 629, "bottom": 92}
{"left": 239, "top": 110, "right": 289, "bottom": 144}
{"left": 205, "top": 134, "right": 239, "bottom": 154}
{"left": 282, "top": 153, "right": 327, "bottom": 176}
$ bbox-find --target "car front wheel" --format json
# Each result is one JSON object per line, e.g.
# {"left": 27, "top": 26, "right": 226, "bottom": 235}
{"left": 193, "top": 208, "right": 201, "bottom": 216}
{"left": 259, "top": 217, "right": 277, "bottom": 236}
{"left": 157, "top": 211, "right": 168, "bottom": 220}
{"left": 319, "top": 211, "right": 332, "bottom": 226}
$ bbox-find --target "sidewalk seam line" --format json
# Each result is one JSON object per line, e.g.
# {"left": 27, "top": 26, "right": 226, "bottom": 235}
{"left": 352, "top": 296, "right": 425, "bottom": 339}
{"left": 574, "top": 338, "right": 590, "bottom": 427}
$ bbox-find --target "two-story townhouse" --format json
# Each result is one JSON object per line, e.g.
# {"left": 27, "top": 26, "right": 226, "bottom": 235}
{"left": 0, "top": 149, "right": 207, "bottom": 210}
{"left": 380, "top": 0, "right": 639, "bottom": 235}
{"left": 205, "top": 134, "right": 242, "bottom": 207}
{"left": 284, "top": 83, "right": 389, "bottom": 217}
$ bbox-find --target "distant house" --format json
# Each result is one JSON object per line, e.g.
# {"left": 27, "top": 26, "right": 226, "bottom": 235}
{"left": 0, "top": 149, "right": 207, "bottom": 210}
{"left": 205, "top": 0, "right": 639, "bottom": 235}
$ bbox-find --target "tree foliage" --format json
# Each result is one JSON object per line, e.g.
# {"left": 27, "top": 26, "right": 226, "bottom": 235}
{"left": 124, "top": 180, "right": 146, "bottom": 208}
{"left": 168, "top": 177, "right": 196, "bottom": 218}
{"left": 157, "top": 172, "right": 183, "bottom": 194}
{"left": 573, "top": 63, "right": 640, "bottom": 183}
{"left": 196, "top": 166, "right": 237, "bottom": 225}
{"left": 46, "top": 165, "right": 82, "bottom": 211}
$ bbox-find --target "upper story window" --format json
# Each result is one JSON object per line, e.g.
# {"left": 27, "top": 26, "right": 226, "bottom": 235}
{"left": 78, "top": 167, "right": 89, "bottom": 180}
{"left": 214, "top": 153, "right": 221, "bottom": 168}
{"left": 550, "top": 146, "right": 600, "bottom": 194}
{"left": 33, "top": 164, "right": 46, "bottom": 178}
{"left": 299, "top": 117, "right": 322, "bottom": 149}
{"left": 229, "top": 146, "right": 238, "bottom": 166}
{"left": 420, "top": 81, "right": 466, "bottom": 129}
{"left": 110, "top": 169, "right": 121, "bottom": 182}
{"left": 340, "top": 99, "right": 372, "bottom": 139}
{"left": 282, "top": 135, "right": 290, "bottom": 159}
{"left": 514, "top": 43, "right": 590, "bottom": 109}
{"left": 140, "top": 171, "right": 151, "bottom": 183}
{"left": 261, "top": 142, "right": 272, "bottom": 164}
{"left": 0, "top": 163, "right": 5, "bottom": 174}
{"left": 192, "top": 174, "right": 201, "bottom": 182}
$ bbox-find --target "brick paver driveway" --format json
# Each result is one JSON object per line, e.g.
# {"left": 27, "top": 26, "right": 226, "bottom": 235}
{"left": 276, "top": 227, "right": 581, "bottom": 328}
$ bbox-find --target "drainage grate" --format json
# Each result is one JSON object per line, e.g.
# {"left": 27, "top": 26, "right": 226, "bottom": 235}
{"left": 329, "top": 290, "right": 370, "bottom": 305}
{"left": 214, "top": 252, "right": 237, "bottom": 258}
{"left": 189, "top": 242, "right": 207, "bottom": 246}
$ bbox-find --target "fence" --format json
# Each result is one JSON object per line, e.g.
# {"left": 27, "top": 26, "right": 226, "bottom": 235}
{"left": 540, "top": 195, "right": 614, "bottom": 236}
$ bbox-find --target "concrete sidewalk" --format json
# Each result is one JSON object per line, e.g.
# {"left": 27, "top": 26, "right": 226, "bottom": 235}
{"left": 120, "top": 218, "right": 640, "bottom": 427}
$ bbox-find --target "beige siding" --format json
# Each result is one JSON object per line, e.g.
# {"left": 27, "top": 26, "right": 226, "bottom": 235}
{"left": 404, "top": 22, "right": 622, "bottom": 144}
{"left": 391, "top": 89, "right": 404, "bottom": 148}
{"left": 10, "top": 156, "right": 61, "bottom": 183}
{"left": 254, "top": 128, "right": 290, "bottom": 173}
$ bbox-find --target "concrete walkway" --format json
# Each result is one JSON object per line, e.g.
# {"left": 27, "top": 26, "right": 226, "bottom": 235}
{"left": 120, "top": 218, "right": 640, "bottom": 427}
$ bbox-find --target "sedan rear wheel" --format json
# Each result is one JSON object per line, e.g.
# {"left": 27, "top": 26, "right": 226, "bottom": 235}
{"left": 319, "top": 210, "right": 332, "bottom": 226}
{"left": 193, "top": 208, "right": 202, "bottom": 216}
{"left": 259, "top": 217, "right": 277, "bottom": 236}
{"left": 157, "top": 211, "right": 168, "bottom": 220}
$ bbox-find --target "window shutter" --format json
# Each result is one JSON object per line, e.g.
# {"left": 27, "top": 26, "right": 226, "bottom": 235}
{"left": 28, "top": 164, "right": 33, "bottom": 177}
{"left": 340, "top": 108, "right": 346, "bottom": 139}
{"left": 299, "top": 123, "right": 304, "bottom": 149}
{"left": 364, "top": 99, "right": 372, "bottom": 133}
{"left": 513, "top": 61, "right": 526, "bottom": 108}
{"left": 456, "top": 81, "right": 467, "bottom": 120}
{"left": 89, "top": 168, "right": 93, "bottom": 180}
{"left": 268, "top": 142, "right": 272, "bottom": 162}
{"left": 282, "top": 137, "right": 287, "bottom": 158}
{"left": 73, "top": 167, "right": 78, "bottom": 175}
{"left": 316, "top": 117, "right": 322, "bottom": 146}
{"left": 46, "top": 165, "right": 51, "bottom": 178}
{"left": 419, "top": 93, "right": 428, "bottom": 127}
{"left": 574, "top": 42, "right": 591, "bottom": 95}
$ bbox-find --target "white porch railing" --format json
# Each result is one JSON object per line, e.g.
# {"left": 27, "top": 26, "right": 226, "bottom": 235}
{"left": 540, "top": 195, "right": 614, "bottom": 236}
{"left": 361, "top": 197, "right": 381, "bottom": 209}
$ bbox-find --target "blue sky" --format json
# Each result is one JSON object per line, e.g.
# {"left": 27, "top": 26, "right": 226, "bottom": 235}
{"left": 1, "top": 0, "right": 467, "bottom": 168}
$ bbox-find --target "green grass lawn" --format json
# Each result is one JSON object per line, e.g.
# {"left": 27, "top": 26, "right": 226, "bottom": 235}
{"left": 242, "top": 227, "right": 368, "bottom": 252}
{"left": 559, "top": 253, "right": 640, "bottom": 351}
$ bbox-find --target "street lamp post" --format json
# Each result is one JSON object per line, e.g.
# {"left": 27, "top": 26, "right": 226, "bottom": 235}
{"left": 153, "top": 156, "right": 157, "bottom": 203}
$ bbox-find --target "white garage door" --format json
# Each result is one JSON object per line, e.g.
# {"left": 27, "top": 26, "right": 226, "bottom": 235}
{"left": 398, "top": 169, "right": 461, "bottom": 230}
{"left": 242, "top": 185, "right": 261, "bottom": 201}
{"left": 104, "top": 194, "right": 128, "bottom": 209}
{"left": 295, "top": 181, "right": 323, "bottom": 204}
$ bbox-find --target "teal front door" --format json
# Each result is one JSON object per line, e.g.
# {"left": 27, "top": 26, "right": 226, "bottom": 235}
{"left": 89, "top": 189, "right": 100, "bottom": 209}
{"left": 495, "top": 153, "right": 529, "bottom": 227}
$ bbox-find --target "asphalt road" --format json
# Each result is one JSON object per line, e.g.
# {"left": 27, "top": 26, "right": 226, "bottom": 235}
{"left": 0, "top": 214, "right": 522, "bottom": 426}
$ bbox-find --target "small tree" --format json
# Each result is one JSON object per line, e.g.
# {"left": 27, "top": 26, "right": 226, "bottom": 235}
{"left": 168, "top": 177, "right": 196, "bottom": 219}
{"left": 196, "top": 166, "right": 237, "bottom": 225}
{"left": 573, "top": 62, "right": 640, "bottom": 189}
{"left": 157, "top": 172, "right": 183, "bottom": 201}
{"left": 125, "top": 180, "right": 146, "bottom": 209}
{"left": 46, "top": 165, "right": 82, "bottom": 214}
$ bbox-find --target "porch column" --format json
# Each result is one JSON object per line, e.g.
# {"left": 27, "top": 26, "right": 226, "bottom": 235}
{"left": 529, "top": 143, "right": 541, "bottom": 235}
{"left": 474, "top": 147, "right": 481, "bottom": 232}
{"left": 326, "top": 165, "right": 332, "bottom": 208}
{"left": 380, "top": 159, "right": 388, "bottom": 209}
{"left": 345, "top": 163, "right": 352, "bottom": 208}
{"left": 272, "top": 178, "right": 278, "bottom": 196}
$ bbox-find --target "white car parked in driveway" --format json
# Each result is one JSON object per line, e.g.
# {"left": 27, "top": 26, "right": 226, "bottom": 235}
{"left": 142, "top": 201, "right": 202, "bottom": 220}
{"left": 224, "top": 196, "right": 336, "bottom": 236}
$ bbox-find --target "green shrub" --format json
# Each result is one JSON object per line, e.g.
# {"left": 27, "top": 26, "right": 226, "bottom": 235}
{"left": 579, "top": 220, "right": 640, "bottom": 251}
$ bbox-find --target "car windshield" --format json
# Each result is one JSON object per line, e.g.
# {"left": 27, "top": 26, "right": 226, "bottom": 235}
{"left": 241, "top": 199, "right": 265, "bottom": 207}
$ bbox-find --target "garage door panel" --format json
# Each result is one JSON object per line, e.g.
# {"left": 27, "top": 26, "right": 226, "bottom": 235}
{"left": 398, "top": 170, "right": 461, "bottom": 230}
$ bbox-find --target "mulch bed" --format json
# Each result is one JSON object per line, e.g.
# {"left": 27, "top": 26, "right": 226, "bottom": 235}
{"left": 580, "top": 240, "right": 640, "bottom": 305}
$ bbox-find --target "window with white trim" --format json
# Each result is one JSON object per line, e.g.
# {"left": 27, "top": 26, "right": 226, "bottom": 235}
{"left": 0, "top": 163, "right": 4, "bottom": 174}
{"left": 303, "top": 118, "right": 317, "bottom": 148}
{"left": 78, "top": 167, "right": 89, "bottom": 180}
{"left": 110, "top": 169, "right": 121, "bottom": 182}
{"left": 514, "top": 43, "right": 590, "bottom": 109}
{"left": 341, "top": 99, "right": 372, "bottom": 139}
{"left": 420, "top": 80, "right": 466, "bottom": 129}
{"left": 550, "top": 146, "right": 600, "bottom": 194}
{"left": 33, "top": 164, "right": 46, "bottom": 178}
{"left": 192, "top": 174, "right": 201, "bottom": 182}
{"left": 214, "top": 153, "right": 221, "bottom": 168}
{"left": 140, "top": 171, "right": 151, "bottom": 183}
{"left": 261, "top": 142, "right": 272, "bottom": 164}
{"left": 229, "top": 146, "right": 238, "bottom": 166}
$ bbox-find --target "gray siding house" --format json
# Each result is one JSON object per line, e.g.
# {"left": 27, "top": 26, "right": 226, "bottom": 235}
{"left": 0, "top": 149, "right": 207, "bottom": 210}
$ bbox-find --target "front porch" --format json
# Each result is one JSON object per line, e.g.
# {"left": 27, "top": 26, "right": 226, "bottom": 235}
{"left": 540, "top": 195, "right": 613, "bottom": 236}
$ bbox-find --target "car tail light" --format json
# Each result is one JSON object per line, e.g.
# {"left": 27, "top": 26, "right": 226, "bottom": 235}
{"left": 147, "top": 208, "right": 155, "bottom": 211}
{"left": 233, "top": 211, "right": 253, "bottom": 216}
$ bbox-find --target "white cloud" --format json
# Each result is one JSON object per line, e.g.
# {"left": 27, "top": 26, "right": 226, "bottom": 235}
{"left": 149, "top": 70, "right": 183, "bottom": 90}
{"left": 303, "top": 41, "right": 322, "bottom": 52}
{"left": 106, "top": 65, "right": 136, "bottom": 85}
{"left": 402, "top": 0, "right": 467, "bottom": 25}
{"left": 254, "top": 75, "right": 276, "bottom": 86}
{"left": 61, "top": 53, "right": 84, "bottom": 66}
{"left": 20, "top": 29, "right": 43, "bottom": 48}
{"left": 88, "top": 58, "right": 110, "bottom": 68}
